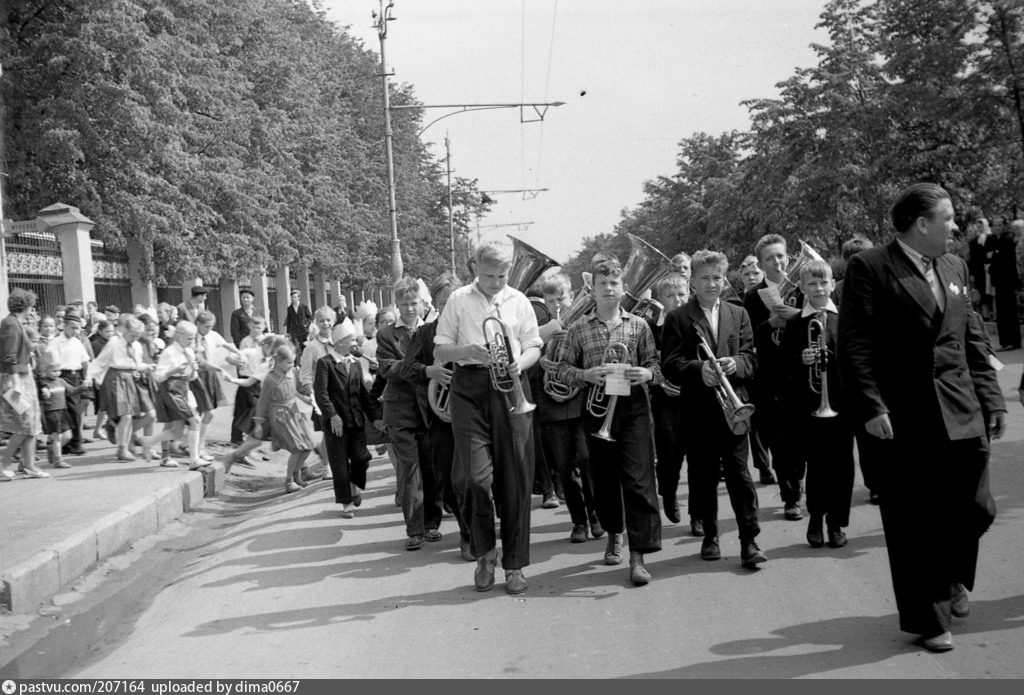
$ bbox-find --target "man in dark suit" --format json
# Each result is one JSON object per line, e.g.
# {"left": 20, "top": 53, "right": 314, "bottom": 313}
{"left": 989, "top": 219, "right": 1021, "bottom": 350}
{"left": 229, "top": 289, "right": 257, "bottom": 347}
{"left": 376, "top": 276, "right": 441, "bottom": 550}
{"left": 177, "top": 286, "right": 207, "bottom": 324}
{"left": 838, "top": 182, "right": 1006, "bottom": 653}
{"left": 284, "top": 288, "right": 312, "bottom": 355}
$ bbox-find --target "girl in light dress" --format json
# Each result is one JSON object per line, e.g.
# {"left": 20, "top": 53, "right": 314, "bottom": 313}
{"left": 252, "top": 343, "right": 316, "bottom": 493}
{"left": 191, "top": 311, "right": 241, "bottom": 462}
{"left": 142, "top": 321, "right": 206, "bottom": 469}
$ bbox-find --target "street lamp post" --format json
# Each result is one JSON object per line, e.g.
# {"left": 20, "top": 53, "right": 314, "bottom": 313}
{"left": 373, "top": 0, "right": 403, "bottom": 284}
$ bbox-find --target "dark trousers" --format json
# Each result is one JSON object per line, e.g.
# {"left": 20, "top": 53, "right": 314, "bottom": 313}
{"left": 798, "top": 415, "right": 855, "bottom": 528}
{"left": 539, "top": 417, "right": 597, "bottom": 526}
{"left": 994, "top": 285, "right": 1020, "bottom": 347}
{"left": 855, "top": 429, "right": 882, "bottom": 495}
{"left": 230, "top": 384, "right": 253, "bottom": 444}
{"left": 759, "top": 396, "right": 804, "bottom": 505}
{"left": 652, "top": 390, "right": 686, "bottom": 505}
{"left": 323, "top": 425, "right": 371, "bottom": 505}
{"left": 532, "top": 416, "right": 558, "bottom": 496}
{"left": 687, "top": 423, "right": 760, "bottom": 542}
{"left": 60, "top": 371, "right": 83, "bottom": 451}
{"left": 748, "top": 410, "right": 771, "bottom": 475}
{"left": 875, "top": 432, "right": 993, "bottom": 637}
{"left": 450, "top": 366, "right": 534, "bottom": 570}
{"left": 582, "top": 393, "right": 661, "bottom": 554}
{"left": 429, "top": 417, "right": 469, "bottom": 542}
{"left": 386, "top": 417, "right": 442, "bottom": 537}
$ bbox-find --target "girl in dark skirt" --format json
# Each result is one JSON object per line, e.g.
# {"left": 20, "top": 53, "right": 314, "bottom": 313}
{"left": 142, "top": 321, "right": 204, "bottom": 469}
{"left": 36, "top": 353, "right": 89, "bottom": 469}
{"left": 192, "top": 311, "right": 241, "bottom": 462}
{"left": 88, "top": 316, "right": 149, "bottom": 461}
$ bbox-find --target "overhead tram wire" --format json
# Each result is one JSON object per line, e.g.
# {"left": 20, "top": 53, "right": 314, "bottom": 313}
{"left": 535, "top": 0, "right": 559, "bottom": 191}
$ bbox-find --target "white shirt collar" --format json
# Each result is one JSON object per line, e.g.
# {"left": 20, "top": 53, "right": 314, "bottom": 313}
{"left": 896, "top": 237, "right": 930, "bottom": 266}
{"left": 698, "top": 298, "right": 721, "bottom": 314}
{"left": 801, "top": 299, "right": 838, "bottom": 317}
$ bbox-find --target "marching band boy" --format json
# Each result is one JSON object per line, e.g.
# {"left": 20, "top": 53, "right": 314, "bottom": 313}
{"left": 780, "top": 259, "right": 854, "bottom": 548}
{"left": 662, "top": 250, "right": 767, "bottom": 569}
{"left": 552, "top": 257, "right": 662, "bottom": 585}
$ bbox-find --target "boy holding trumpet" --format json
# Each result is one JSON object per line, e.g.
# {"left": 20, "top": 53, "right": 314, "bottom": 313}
{"left": 779, "top": 259, "right": 854, "bottom": 549}
{"left": 551, "top": 257, "right": 662, "bottom": 585}
{"left": 662, "top": 250, "right": 766, "bottom": 569}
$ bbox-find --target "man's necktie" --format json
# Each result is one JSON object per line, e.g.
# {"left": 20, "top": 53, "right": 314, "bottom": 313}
{"left": 921, "top": 256, "right": 945, "bottom": 311}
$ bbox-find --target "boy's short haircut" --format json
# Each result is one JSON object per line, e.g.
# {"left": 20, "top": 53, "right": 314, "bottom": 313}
{"left": 840, "top": 236, "right": 874, "bottom": 261}
{"left": 691, "top": 249, "right": 729, "bottom": 273}
{"left": 245, "top": 314, "right": 267, "bottom": 328}
{"left": 541, "top": 274, "right": 571, "bottom": 297}
{"left": 195, "top": 310, "right": 216, "bottom": 326}
{"left": 739, "top": 254, "right": 759, "bottom": 270}
{"left": 671, "top": 252, "right": 691, "bottom": 270}
{"left": 798, "top": 259, "right": 833, "bottom": 282}
{"left": 429, "top": 272, "right": 463, "bottom": 299}
{"left": 174, "top": 320, "right": 198, "bottom": 338}
{"left": 592, "top": 257, "right": 624, "bottom": 279}
{"left": 393, "top": 275, "right": 421, "bottom": 302}
{"left": 753, "top": 234, "right": 787, "bottom": 262}
{"left": 473, "top": 241, "right": 513, "bottom": 268}
{"left": 655, "top": 273, "right": 688, "bottom": 299}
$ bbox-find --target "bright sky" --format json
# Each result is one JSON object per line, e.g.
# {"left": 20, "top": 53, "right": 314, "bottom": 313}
{"left": 322, "top": 0, "right": 828, "bottom": 264}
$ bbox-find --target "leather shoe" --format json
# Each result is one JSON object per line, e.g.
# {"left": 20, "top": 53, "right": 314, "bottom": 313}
{"left": 474, "top": 548, "right": 497, "bottom": 591}
{"left": 663, "top": 498, "right": 681, "bottom": 524}
{"left": 827, "top": 528, "right": 848, "bottom": 549}
{"left": 424, "top": 529, "right": 442, "bottom": 542}
{"left": 700, "top": 537, "right": 721, "bottom": 561}
{"left": 541, "top": 492, "right": 560, "bottom": 509}
{"left": 807, "top": 515, "right": 825, "bottom": 548}
{"left": 951, "top": 583, "right": 970, "bottom": 618}
{"left": 589, "top": 517, "right": 605, "bottom": 539}
{"left": 690, "top": 518, "right": 704, "bottom": 537}
{"left": 459, "top": 537, "right": 475, "bottom": 562}
{"left": 784, "top": 503, "right": 803, "bottom": 521}
{"left": 759, "top": 470, "right": 777, "bottom": 484}
{"left": 628, "top": 551, "right": 651, "bottom": 585}
{"left": 921, "top": 631, "right": 954, "bottom": 653}
{"left": 741, "top": 540, "right": 767, "bottom": 568}
{"left": 406, "top": 534, "right": 425, "bottom": 551}
{"left": 569, "top": 523, "right": 588, "bottom": 544}
{"left": 505, "top": 569, "right": 527, "bottom": 595}
{"left": 604, "top": 533, "right": 623, "bottom": 565}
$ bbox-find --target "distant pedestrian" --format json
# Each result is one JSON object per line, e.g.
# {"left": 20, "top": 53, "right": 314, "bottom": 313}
{"left": 1, "top": 289, "right": 45, "bottom": 480}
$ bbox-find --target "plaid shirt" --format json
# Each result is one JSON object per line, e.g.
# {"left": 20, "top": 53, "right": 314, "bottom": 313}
{"left": 552, "top": 308, "right": 661, "bottom": 388}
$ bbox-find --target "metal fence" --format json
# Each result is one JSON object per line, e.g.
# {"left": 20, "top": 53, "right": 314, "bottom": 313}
{"left": 4, "top": 224, "right": 66, "bottom": 317}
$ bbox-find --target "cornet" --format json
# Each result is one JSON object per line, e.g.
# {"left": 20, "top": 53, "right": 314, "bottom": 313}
{"left": 807, "top": 311, "right": 838, "bottom": 418}
{"left": 696, "top": 332, "right": 754, "bottom": 435}
{"left": 427, "top": 361, "right": 452, "bottom": 422}
{"left": 588, "top": 341, "right": 630, "bottom": 442}
{"left": 542, "top": 276, "right": 595, "bottom": 402}
{"left": 483, "top": 315, "right": 535, "bottom": 415}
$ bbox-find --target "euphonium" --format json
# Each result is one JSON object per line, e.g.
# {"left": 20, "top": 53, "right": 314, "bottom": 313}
{"left": 588, "top": 341, "right": 630, "bottom": 442}
{"left": 427, "top": 362, "right": 452, "bottom": 423}
{"left": 771, "top": 240, "right": 826, "bottom": 345}
{"left": 506, "top": 235, "right": 560, "bottom": 292}
{"left": 697, "top": 331, "right": 755, "bottom": 435}
{"left": 542, "top": 276, "right": 595, "bottom": 402}
{"left": 483, "top": 315, "right": 535, "bottom": 415}
{"left": 807, "top": 310, "right": 838, "bottom": 419}
{"left": 619, "top": 234, "right": 676, "bottom": 320}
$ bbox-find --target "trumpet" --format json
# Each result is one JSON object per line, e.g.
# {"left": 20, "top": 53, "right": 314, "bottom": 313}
{"left": 427, "top": 361, "right": 452, "bottom": 422}
{"left": 483, "top": 315, "right": 535, "bottom": 415}
{"left": 807, "top": 311, "right": 838, "bottom": 418}
{"left": 696, "top": 332, "right": 754, "bottom": 435}
{"left": 588, "top": 341, "right": 630, "bottom": 442}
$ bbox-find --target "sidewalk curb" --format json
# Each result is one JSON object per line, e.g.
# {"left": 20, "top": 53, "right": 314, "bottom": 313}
{"left": 0, "top": 462, "right": 226, "bottom": 614}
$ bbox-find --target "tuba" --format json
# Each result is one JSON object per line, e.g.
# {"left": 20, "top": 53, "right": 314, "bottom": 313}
{"left": 697, "top": 331, "right": 755, "bottom": 435}
{"left": 427, "top": 236, "right": 558, "bottom": 422}
{"left": 483, "top": 315, "right": 535, "bottom": 415}
{"left": 619, "top": 234, "right": 676, "bottom": 321}
{"left": 587, "top": 341, "right": 630, "bottom": 442}
{"left": 771, "top": 240, "right": 825, "bottom": 345}
{"left": 807, "top": 310, "right": 838, "bottom": 418}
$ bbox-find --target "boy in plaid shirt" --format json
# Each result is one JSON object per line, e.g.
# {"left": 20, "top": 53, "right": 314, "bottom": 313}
{"left": 552, "top": 257, "right": 662, "bottom": 585}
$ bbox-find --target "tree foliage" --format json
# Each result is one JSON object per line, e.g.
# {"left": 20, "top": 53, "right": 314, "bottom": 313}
{"left": 567, "top": 0, "right": 1024, "bottom": 275}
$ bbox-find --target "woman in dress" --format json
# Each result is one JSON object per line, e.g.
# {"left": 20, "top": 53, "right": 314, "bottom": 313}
{"left": 0, "top": 289, "right": 47, "bottom": 479}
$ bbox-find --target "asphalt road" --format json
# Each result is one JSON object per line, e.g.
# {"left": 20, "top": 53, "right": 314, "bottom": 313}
{"left": 10, "top": 366, "right": 1024, "bottom": 679}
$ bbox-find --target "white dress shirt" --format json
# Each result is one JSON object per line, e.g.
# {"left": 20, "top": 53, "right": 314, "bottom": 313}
{"left": 897, "top": 238, "right": 945, "bottom": 311}
{"left": 434, "top": 281, "right": 542, "bottom": 364}
{"left": 700, "top": 298, "right": 721, "bottom": 343}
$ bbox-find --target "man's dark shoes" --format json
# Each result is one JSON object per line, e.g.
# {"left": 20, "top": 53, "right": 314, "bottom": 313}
{"left": 784, "top": 503, "right": 803, "bottom": 521}
{"left": 827, "top": 528, "right": 848, "bottom": 549}
{"left": 700, "top": 536, "right": 721, "bottom": 561}
{"left": 921, "top": 631, "right": 954, "bottom": 652}
{"left": 406, "top": 534, "right": 425, "bottom": 551}
{"left": 604, "top": 533, "right": 623, "bottom": 565}
{"left": 505, "top": 569, "right": 527, "bottom": 595}
{"left": 759, "top": 470, "right": 777, "bottom": 485}
{"left": 424, "top": 529, "right": 442, "bottom": 543}
{"left": 589, "top": 517, "right": 605, "bottom": 539}
{"left": 663, "top": 498, "right": 681, "bottom": 524}
{"left": 459, "top": 536, "right": 475, "bottom": 562}
{"left": 474, "top": 548, "right": 498, "bottom": 591}
{"left": 951, "top": 583, "right": 970, "bottom": 618}
{"left": 807, "top": 515, "right": 825, "bottom": 548}
{"left": 570, "top": 523, "right": 588, "bottom": 544}
{"left": 629, "top": 551, "right": 651, "bottom": 586}
{"left": 690, "top": 518, "right": 704, "bottom": 537}
{"left": 741, "top": 540, "right": 767, "bottom": 569}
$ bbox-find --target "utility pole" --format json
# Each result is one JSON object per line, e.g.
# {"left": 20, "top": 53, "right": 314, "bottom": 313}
{"left": 445, "top": 134, "right": 456, "bottom": 277}
{"left": 373, "top": 0, "right": 402, "bottom": 284}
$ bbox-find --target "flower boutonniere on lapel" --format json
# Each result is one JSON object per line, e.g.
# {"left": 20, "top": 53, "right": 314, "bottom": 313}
{"left": 948, "top": 281, "right": 962, "bottom": 297}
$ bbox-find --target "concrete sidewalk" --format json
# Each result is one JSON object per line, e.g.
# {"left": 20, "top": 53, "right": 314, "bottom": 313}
{"left": 0, "top": 382, "right": 330, "bottom": 614}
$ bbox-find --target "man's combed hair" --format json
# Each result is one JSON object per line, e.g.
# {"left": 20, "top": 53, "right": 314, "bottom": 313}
{"left": 691, "top": 249, "right": 729, "bottom": 273}
{"left": 890, "top": 183, "right": 950, "bottom": 233}
{"left": 840, "top": 236, "right": 874, "bottom": 261}
{"left": 753, "top": 234, "right": 787, "bottom": 262}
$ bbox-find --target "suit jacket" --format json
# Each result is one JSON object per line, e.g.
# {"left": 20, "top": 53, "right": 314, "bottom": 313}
{"left": 229, "top": 308, "right": 254, "bottom": 347}
{"left": 661, "top": 297, "right": 756, "bottom": 429}
{"left": 375, "top": 320, "right": 429, "bottom": 427}
{"left": 285, "top": 303, "right": 312, "bottom": 343}
{"left": 394, "top": 320, "right": 440, "bottom": 426}
{"left": 780, "top": 308, "right": 844, "bottom": 417}
{"left": 0, "top": 314, "right": 32, "bottom": 375}
{"left": 176, "top": 300, "right": 203, "bottom": 324}
{"left": 313, "top": 353, "right": 380, "bottom": 429}
{"left": 742, "top": 278, "right": 799, "bottom": 399}
{"left": 837, "top": 239, "right": 1005, "bottom": 439}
